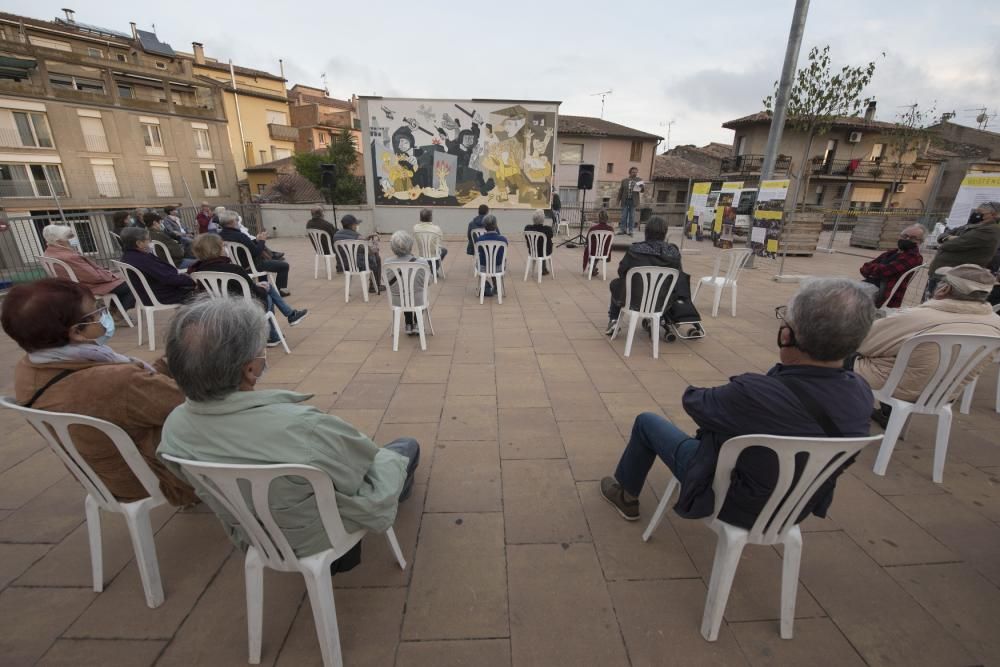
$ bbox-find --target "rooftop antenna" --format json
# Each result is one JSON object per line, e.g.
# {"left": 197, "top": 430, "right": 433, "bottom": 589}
{"left": 660, "top": 119, "right": 675, "bottom": 152}
{"left": 590, "top": 89, "right": 613, "bottom": 119}
{"left": 321, "top": 72, "right": 329, "bottom": 96}
{"left": 151, "top": 23, "right": 157, "bottom": 36}
{"left": 964, "top": 107, "right": 997, "bottom": 130}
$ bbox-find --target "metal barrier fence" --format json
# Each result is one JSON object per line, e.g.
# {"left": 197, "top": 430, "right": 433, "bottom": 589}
{"left": 0, "top": 204, "right": 260, "bottom": 288}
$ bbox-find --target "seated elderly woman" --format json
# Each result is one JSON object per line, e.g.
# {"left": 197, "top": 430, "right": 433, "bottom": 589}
{"left": 384, "top": 230, "right": 428, "bottom": 336}
{"left": 158, "top": 297, "right": 420, "bottom": 572}
{"left": 0, "top": 278, "right": 197, "bottom": 506}
{"left": 42, "top": 224, "right": 136, "bottom": 312}
{"left": 186, "top": 233, "right": 308, "bottom": 347}
{"left": 119, "top": 226, "right": 196, "bottom": 305}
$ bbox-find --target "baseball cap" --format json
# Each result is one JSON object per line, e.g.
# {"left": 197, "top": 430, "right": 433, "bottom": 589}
{"left": 935, "top": 264, "right": 997, "bottom": 295}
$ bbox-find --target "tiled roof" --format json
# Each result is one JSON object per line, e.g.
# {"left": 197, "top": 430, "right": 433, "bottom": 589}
{"left": 559, "top": 115, "right": 663, "bottom": 140}
{"left": 194, "top": 59, "right": 285, "bottom": 81}
{"left": 652, "top": 154, "right": 717, "bottom": 181}
{"left": 290, "top": 92, "right": 354, "bottom": 110}
{"left": 723, "top": 110, "right": 899, "bottom": 131}
{"left": 255, "top": 173, "right": 323, "bottom": 204}
{"left": 700, "top": 142, "right": 734, "bottom": 159}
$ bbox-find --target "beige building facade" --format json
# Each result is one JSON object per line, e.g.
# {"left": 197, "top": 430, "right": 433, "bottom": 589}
{"left": 287, "top": 85, "right": 361, "bottom": 160}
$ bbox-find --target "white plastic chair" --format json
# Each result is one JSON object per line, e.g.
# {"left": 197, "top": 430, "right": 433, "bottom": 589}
{"left": 960, "top": 304, "right": 1000, "bottom": 415}
{"left": 192, "top": 271, "right": 290, "bottom": 354}
{"left": 879, "top": 263, "right": 928, "bottom": 316}
{"left": 307, "top": 229, "right": 335, "bottom": 281}
{"left": 110, "top": 260, "right": 181, "bottom": 351}
{"left": 148, "top": 239, "right": 178, "bottom": 269}
{"left": 0, "top": 396, "right": 168, "bottom": 608}
{"left": 872, "top": 333, "right": 1000, "bottom": 483}
{"left": 585, "top": 230, "right": 614, "bottom": 281}
{"left": 470, "top": 229, "right": 486, "bottom": 276}
{"left": 643, "top": 433, "right": 881, "bottom": 641}
{"left": 555, "top": 214, "right": 570, "bottom": 237}
{"left": 334, "top": 239, "right": 378, "bottom": 303}
{"left": 160, "top": 454, "right": 407, "bottom": 667}
{"left": 224, "top": 242, "right": 268, "bottom": 281}
{"left": 414, "top": 231, "right": 446, "bottom": 284}
{"left": 523, "top": 230, "right": 554, "bottom": 283}
{"left": 610, "top": 267, "right": 679, "bottom": 358}
{"left": 383, "top": 261, "right": 435, "bottom": 352}
{"left": 692, "top": 248, "right": 753, "bottom": 318}
{"left": 38, "top": 255, "right": 134, "bottom": 327}
{"left": 475, "top": 240, "right": 508, "bottom": 304}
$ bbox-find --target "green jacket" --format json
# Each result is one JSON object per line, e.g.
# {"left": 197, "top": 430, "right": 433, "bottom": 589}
{"left": 158, "top": 390, "right": 407, "bottom": 558}
{"left": 929, "top": 222, "right": 1000, "bottom": 275}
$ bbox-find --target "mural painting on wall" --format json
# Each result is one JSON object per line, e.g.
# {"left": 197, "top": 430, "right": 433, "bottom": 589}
{"left": 369, "top": 99, "right": 557, "bottom": 208}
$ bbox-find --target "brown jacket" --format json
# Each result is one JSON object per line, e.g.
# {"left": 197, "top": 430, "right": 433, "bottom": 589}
{"left": 44, "top": 244, "right": 124, "bottom": 296}
{"left": 13, "top": 356, "right": 198, "bottom": 506}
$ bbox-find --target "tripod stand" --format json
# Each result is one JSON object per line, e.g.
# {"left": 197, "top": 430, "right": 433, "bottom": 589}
{"left": 558, "top": 189, "right": 589, "bottom": 248}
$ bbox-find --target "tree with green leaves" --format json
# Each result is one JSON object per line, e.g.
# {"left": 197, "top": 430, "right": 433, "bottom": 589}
{"left": 883, "top": 103, "right": 935, "bottom": 205}
{"left": 293, "top": 129, "right": 366, "bottom": 204}
{"left": 763, "top": 45, "right": 877, "bottom": 208}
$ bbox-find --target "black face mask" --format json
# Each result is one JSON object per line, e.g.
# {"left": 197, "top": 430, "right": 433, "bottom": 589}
{"left": 897, "top": 239, "right": 917, "bottom": 251}
{"left": 968, "top": 211, "right": 985, "bottom": 224}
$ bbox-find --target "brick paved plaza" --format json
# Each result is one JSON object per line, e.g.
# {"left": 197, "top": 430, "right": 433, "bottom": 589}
{"left": 1, "top": 237, "right": 998, "bottom": 666}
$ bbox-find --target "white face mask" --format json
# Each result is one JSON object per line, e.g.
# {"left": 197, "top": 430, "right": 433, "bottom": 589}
{"left": 68, "top": 238, "right": 81, "bottom": 250}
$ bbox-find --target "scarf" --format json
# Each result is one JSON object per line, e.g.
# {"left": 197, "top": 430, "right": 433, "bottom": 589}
{"left": 29, "top": 343, "right": 154, "bottom": 372}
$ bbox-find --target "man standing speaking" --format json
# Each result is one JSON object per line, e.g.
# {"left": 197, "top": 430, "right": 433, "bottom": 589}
{"left": 617, "top": 166, "right": 644, "bottom": 236}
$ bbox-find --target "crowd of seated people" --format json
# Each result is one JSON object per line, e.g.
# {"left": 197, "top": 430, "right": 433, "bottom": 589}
{"left": 42, "top": 224, "right": 136, "bottom": 313}
{"left": 119, "top": 227, "right": 196, "bottom": 305}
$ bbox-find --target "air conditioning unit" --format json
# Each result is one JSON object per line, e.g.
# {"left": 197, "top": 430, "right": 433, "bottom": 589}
{"left": 894, "top": 183, "right": 907, "bottom": 193}
{"left": 848, "top": 131, "right": 863, "bottom": 143}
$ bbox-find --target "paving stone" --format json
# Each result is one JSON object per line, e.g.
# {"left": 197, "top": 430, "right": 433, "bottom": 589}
{"left": 496, "top": 373, "right": 549, "bottom": 409}
{"left": 37, "top": 639, "right": 166, "bottom": 667}
{"left": 332, "top": 373, "right": 400, "bottom": 410}
{"left": 797, "top": 531, "right": 976, "bottom": 666}
{"left": 327, "top": 408, "right": 384, "bottom": 438}
{"left": 446, "top": 363, "right": 496, "bottom": 395}
{"left": 402, "top": 512, "right": 507, "bottom": 640}
{"left": 546, "top": 381, "right": 611, "bottom": 422}
{"left": 0, "top": 542, "right": 49, "bottom": 590}
{"left": 498, "top": 407, "right": 565, "bottom": 459}
{"left": 503, "top": 459, "right": 590, "bottom": 544}
{"left": 437, "top": 395, "right": 498, "bottom": 441}
{"left": 508, "top": 543, "right": 628, "bottom": 666}
{"left": 425, "top": 442, "right": 501, "bottom": 513}
{"left": 276, "top": 586, "right": 406, "bottom": 667}
{"left": 395, "top": 639, "right": 511, "bottom": 667}
{"left": 382, "top": 383, "right": 446, "bottom": 423}
{"left": 65, "top": 513, "right": 233, "bottom": 639}
{"left": 400, "top": 355, "right": 452, "bottom": 383}
{"left": 558, "top": 420, "right": 626, "bottom": 482}
{"left": 729, "top": 617, "right": 866, "bottom": 667}
{"left": 0, "top": 449, "right": 68, "bottom": 510}
{"left": 372, "top": 423, "right": 437, "bottom": 486}
{"left": 0, "top": 586, "right": 96, "bottom": 665}
{"left": 294, "top": 362, "right": 359, "bottom": 395}
{"left": 0, "top": 476, "right": 86, "bottom": 544}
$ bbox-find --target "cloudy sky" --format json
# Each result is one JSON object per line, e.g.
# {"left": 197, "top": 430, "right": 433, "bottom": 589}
{"left": 10, "top": 0, "right": 998, "bottom": 149}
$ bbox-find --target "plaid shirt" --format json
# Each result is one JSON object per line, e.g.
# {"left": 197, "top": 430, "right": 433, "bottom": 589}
{"left": 860, "top": 246, "right": 923, "bottom": 308}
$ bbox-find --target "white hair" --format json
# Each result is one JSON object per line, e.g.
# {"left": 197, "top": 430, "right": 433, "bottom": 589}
{"left": 390, "top": 230, "right": 414, "bottom": 257}
{"left": 219, "top": 210, "right": 240, "bottom": 227}
{"left": 532, "top": 210, "right": 545, "bottom": 225}
{"left": 214, "top": 206, "right": 226, "bottom": 216}
{"left": 42, "top": 224, "right": 74, "bottom": 243}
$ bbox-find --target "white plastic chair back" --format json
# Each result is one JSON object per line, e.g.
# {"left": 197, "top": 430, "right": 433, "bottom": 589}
{"left": 192, "top": 271, "right": 290, "bottom": 354}
{"left": 717, "top": 248, "right": 753, "bottom": 286}
{"left": 383, "top": 261, "right": 435, "bottom": 351}
{"left": 414, "top": 231, "right": 441, "bottom": 260}
{"left": 475, "top": 240, "right": 508, "bottom": 304}
{"left": 879, "top": 263, "right": 928, "bottom": 315}
{"left": 110, "top": 260, "right": 181, "bottom": 350}
{"left": 224, "top": 241, "right": 267, "bottom": 279}
{"left": 623, "top": 266, "right": 678, "bottom": 318}
{"left": 471, "top": 229, "right": 486, "bottom": 243}
{"left": 470, "top": 229, "right": 487, "bottom": 276}
{"left": 307, "top": 229, "right": 335, "bottom": 256}
{"left": 0, "top": 395, "right": 167, "bottom": 608}
{"left": 334, "top": 239, "right": 377, "bottom": 302}
{"left": 878, "top": 333, "right": 1000, "bottom": 412}
{"left": 148, "top": 240, "right": 177, "bottom": 268}
{"left": 523, "top": 230, "right": 549, "bottom": 259}
{"left": 38, "top": 255, "right": 79, "bottom": 281}
{"left": 587, "top": 230, "right": 614, "bottom": 260}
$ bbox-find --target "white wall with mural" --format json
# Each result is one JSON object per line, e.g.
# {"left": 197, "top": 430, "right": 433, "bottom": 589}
{"left": 361, "top": 98, "right": 559, "bottom": 209}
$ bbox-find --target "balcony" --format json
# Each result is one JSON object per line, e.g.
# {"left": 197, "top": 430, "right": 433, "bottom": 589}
{"left": 720, "top": 154, "right": 792, "bottom": 176}
{"left": 810, "top": 158, "right": 931, "bottom": 183}
{"left": 268, "top": 123, "right": 299, "bottom": 142}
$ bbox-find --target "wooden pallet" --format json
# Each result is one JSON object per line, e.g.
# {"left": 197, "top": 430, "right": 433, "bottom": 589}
{"left": 850, "top": 216, "right": 914, "bottom": 250}
{"left": 779, "top": 213, "right": 823, "bottom": 256}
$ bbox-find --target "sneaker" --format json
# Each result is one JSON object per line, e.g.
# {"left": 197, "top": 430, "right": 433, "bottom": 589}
{"left": 404, "top": 322, "right": 414, "bottom": 335}
{"left": 287, "top": 309, "right": 309, "bottom": 326}
{"left": 279, "top": 288, "right": 291, "bottom": 297}
{"left": 600, "top": 477, "right": 639, "bottom": 521}
{"left": 871, "top": 404, "right": 892, "bottom": 429}
{"left": 605, "top": 319, "right": 618, "bottom": 336}
{"left": 267, "top": 337, "right": 282, "bottom": 348}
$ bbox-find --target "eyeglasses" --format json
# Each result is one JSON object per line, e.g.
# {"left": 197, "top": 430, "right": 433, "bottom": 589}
{"left": 899, "top": 233, "right": 919, "bottom": 241}
{"left": 75, "top": 306, "right": 108, "bottom": 327}
{"left": 774, "top": 305, "right": 787, "bottom": 321}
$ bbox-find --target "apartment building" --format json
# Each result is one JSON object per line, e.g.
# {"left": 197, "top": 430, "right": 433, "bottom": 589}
{"left": 720, "top": 103, "right": 941, "bottom": 210}
{"left": 0, "top": 10, "right": 237, "bottom": 217}
{"left": 287, "top": 84, "right": 361, "bottom": 161}
{"left": 181, "top": 43, "right": 295, "bottom": 174}
{"left": 555, "top": 115, "right": 662, "bottom": 208}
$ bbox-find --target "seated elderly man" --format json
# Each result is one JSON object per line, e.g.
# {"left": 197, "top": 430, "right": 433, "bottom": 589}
{"left": 413, "top": 208, "right": 448, "bottom": 275}
{"left": 120, "top": 227, "right": 196, "bottom": 305}
{"left": 855, "top": 264, "right": 1000, "bottom": 426}
{"left": 605, "top": 216, "right": 681, "bottom": 335}
{"left": 601, "top": 278, "right": 876, "bottom": 526}
{"left": 384, "top": 230, "right": 427, "bottom": 336}
{"left": 524, "top": 209, "right": 553, "bottom": 275}
{"left": 306, "top": 206, "right": 338, "bottom": 257}
{"left": 42, "top": 224, "right": 136, "bottom": 312}
{"left": 218, "top": 210, "right": 292, "bottom": 296}
{"left": 859, "top": 224, "right": 925, "bottom": 308}
{"left": 476, "top": 215, "right": 508, "bottom": 297}
{"left": 334, "top": 214, "right": 383, "bottom": 293}
{"left": 142, "top": 212, "right": 195, "bottom": 269}
{"left": 158, "top": 297, "right": 420, "bottom": 571}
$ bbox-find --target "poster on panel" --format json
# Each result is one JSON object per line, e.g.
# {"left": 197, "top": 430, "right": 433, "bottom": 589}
{"left": 751, "top": 179, "right": 789, "bottom": 257}
{"left": 714, "top": 181, "right": 743, "bottom": 249}
{"left": 946, "top": 172, "right": 1000, "bottom": 228}
{"left": 687, "top": 182, "right": 712, "bottom": 239}
{"left": 367, "top": 98, "right": 558, "bottom": 208}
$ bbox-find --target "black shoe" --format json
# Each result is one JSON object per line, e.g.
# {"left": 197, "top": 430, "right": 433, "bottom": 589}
{"left": 287, "top": 309, "right": 309, "bottom": 326}
{"left": 605, "top": 319, "right": 618, "bottom": 336}
{"left": 871, "top": 404, "right": 892, "bottom": 429}
{"left": 279, "top": 288, "right": 291, "bottom": 297}
{"left": 601, "top": 477, "right": 639, "bottom": 521}
{"left": 270, "top": 251, "right": 285, "bottom": 260}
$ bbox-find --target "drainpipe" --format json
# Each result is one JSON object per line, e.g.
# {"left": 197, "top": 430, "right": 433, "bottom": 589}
{"left": 229, "top": 60, "right": 248, "bottom": 172}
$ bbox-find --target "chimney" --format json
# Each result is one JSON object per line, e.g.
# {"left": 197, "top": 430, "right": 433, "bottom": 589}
{"left": 129, "top": 22, "right": 138, "bottom": 40}
{"left": 864, "top": 100, "right": 877, "bottom": 123}
{"left": 61, "top": 8, "right": 75, "bottom": 22}
{"left": 192, "top": 42, "right": 205, "bottom": 64}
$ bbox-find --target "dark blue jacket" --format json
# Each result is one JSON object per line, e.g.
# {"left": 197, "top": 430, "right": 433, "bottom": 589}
{"left": 121, "top": 249, "right": 195, "bottom": 305}
{"left": 467, "top": 215, "right": 499, "bottom": 254}
{"left": 219, "top": 226, "right": 263, "bottom": 262}
{"left": 476, "top": 232, "right": 508, "bottom": 271}
{"left": 675, "top": 364, "right": 873, "bottom": 529}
